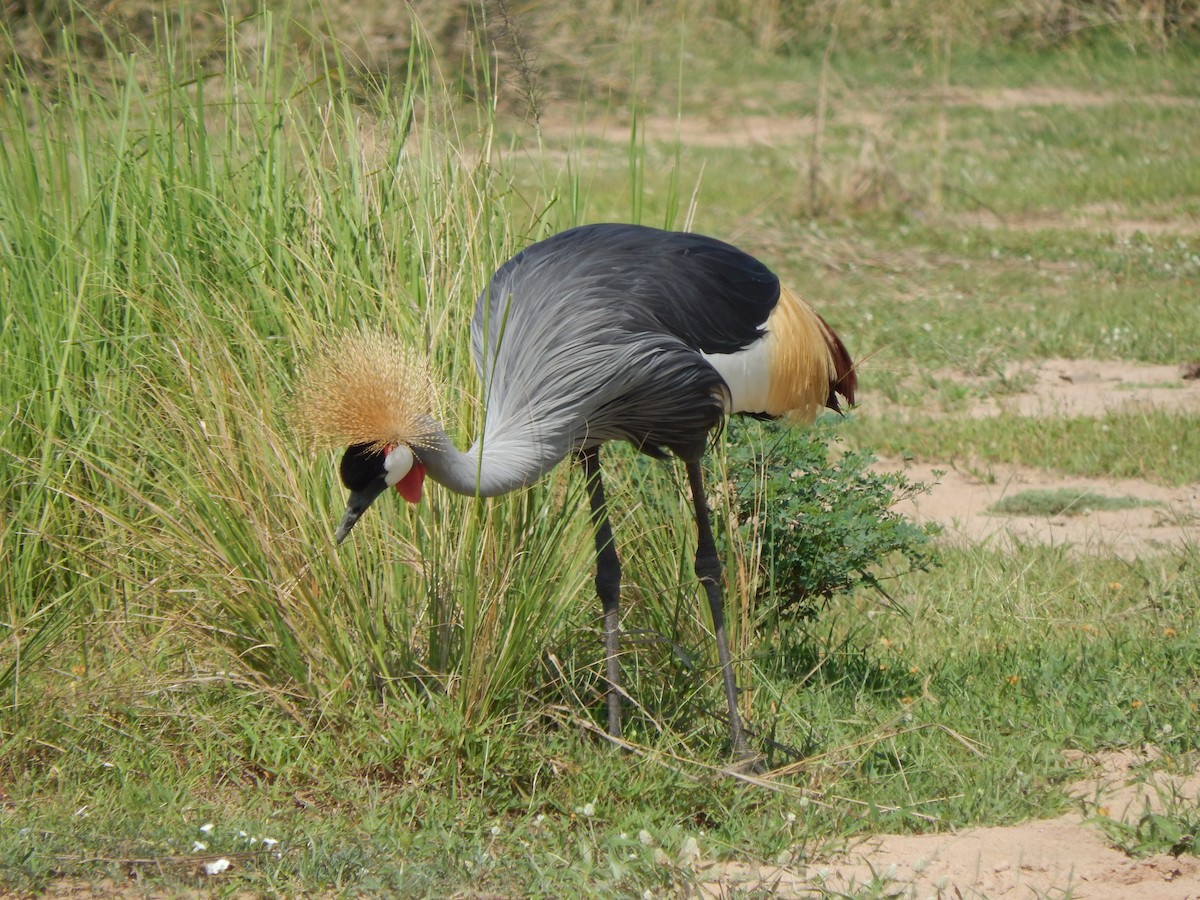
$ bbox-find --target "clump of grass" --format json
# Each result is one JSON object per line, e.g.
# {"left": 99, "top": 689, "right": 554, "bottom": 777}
{"left": 0, "top": 2, "right": 597, "bottom": 727}
{"left": 1095, "top": 778, "right": 1200, "bottom": 859}
{"left": 990, "top": 488, "right": 1162, "bottom": 518}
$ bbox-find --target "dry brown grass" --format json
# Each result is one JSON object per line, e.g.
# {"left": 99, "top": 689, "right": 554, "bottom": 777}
{"left": 6, "top": 1, "right": 1197, "bottom": 115}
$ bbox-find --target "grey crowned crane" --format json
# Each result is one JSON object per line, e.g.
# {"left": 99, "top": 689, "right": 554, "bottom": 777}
{"left": 296, "top": 222, "right": 856, "bottom": 761}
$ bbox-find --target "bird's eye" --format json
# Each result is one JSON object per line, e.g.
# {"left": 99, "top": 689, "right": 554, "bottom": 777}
{"left": 339, "top": 443, "right": 387, "bottom": 492}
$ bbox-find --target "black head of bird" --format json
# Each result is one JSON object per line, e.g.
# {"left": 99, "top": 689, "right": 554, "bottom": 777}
{"left": 292, "top": 331, "right": 436, "bottom": 543}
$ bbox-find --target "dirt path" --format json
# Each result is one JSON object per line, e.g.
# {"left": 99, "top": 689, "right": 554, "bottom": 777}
{"left": 944, "top": 358, "right": 1200, "bottom": 420}
{"left": 706, "top": 750, "right": 1200, "bottom": 898}
{"left": 887, "top": 459, "right": 1198, "bottom": 557}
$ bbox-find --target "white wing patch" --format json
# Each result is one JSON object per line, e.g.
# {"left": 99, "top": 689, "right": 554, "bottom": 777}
{"left": 700, "top": 335, "right": 772, "bottom": 415}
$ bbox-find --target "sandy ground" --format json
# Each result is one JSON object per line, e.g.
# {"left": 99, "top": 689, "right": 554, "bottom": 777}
{"left": 887, "top": 458, "right": 1198, "bottom": 558}
{"left": 944, "top": 358, "right": 1200, "bottom": 420}
{"left": 706, "top": 749, "right": 1200, "bottom": 898}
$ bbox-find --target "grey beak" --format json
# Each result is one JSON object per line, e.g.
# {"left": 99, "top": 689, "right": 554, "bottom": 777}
{"left": 334, "top": 476, "right": 389, "bottom": 544}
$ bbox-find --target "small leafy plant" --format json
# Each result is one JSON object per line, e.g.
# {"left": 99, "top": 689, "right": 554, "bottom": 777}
{"left": 724, "top": 419, "right": 940, "bottom": 625}
{"left": 1098, "top": 803, "right": 1199, "bottom": 858}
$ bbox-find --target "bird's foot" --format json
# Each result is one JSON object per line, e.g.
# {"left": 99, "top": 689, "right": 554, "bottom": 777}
{"left": 726, "top": 749, "right": 767, "bottom": 777}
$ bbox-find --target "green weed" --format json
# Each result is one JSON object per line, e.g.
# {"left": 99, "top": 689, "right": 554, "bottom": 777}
{"left": 1095, "top": 777, "right": 1200, "bottom": 858}
{"left": 725, "top": 419, "right": 940, "bottom": 623}
{"left": 990, "top": 488, "right": 1162, "bottom": 517}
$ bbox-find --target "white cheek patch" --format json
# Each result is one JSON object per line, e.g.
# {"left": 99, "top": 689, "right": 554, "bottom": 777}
{"left": 383, "top": 444, "right": 414, "bottom": 487}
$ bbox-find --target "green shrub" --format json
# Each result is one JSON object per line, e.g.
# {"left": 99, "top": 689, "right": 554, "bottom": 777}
{"left": 725, "top": 419, "right": 940, "bottom": 626}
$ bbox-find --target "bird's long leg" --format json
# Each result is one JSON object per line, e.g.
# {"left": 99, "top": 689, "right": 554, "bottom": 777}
{"left": 578, "top": 446, "right": 623, "bottom": 738}
{"left": 684, "top": 459, "right": 752, "bottom": 761}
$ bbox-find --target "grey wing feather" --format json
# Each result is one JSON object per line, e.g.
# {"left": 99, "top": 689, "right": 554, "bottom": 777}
{"left": 470, "top": 231, "right": 732, "bottom": 472}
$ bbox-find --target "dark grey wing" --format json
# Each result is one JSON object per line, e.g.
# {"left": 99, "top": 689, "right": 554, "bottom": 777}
{"left": 580, "top": 335, "right": 729, "bottom": 458}
{"left": 500, "top": 224, "right": 780, "bottom": 354}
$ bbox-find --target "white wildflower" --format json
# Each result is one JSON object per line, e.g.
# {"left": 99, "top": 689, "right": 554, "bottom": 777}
{"left": 203, "top": 858, "right": 231, "bottom": 876}
{"left": 678, "top": 835, "right": 701, "bottom": 866}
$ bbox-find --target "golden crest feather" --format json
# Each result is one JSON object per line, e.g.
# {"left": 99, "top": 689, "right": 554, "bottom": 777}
{"left": 291, "top": 331, "right": 436, "bottom": 451}
{"left": 764, "top": 286, "right": 844, "bottom": 423}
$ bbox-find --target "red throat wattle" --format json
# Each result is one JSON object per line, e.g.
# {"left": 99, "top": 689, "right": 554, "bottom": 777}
{"left": 395, "top": 460, "right": 426, "bottom": 504}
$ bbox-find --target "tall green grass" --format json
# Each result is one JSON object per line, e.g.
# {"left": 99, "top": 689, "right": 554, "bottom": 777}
{"left": 0, "top": 8, "right": 604, "bottom": 728}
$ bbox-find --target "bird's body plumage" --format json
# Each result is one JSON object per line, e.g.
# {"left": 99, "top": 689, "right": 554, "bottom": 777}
{"left": 298, "top": 222, "right": 856, "bottom": 761}
{"left": 467, "top": 224, "right": 854, "bottom": 480}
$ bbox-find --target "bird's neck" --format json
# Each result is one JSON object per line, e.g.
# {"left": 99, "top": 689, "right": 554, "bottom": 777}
{"left": 416, "top": 425, "right": 553, "bottom": 498}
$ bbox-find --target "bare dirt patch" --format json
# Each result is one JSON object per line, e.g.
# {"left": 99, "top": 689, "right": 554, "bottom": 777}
{"left": 942, "top": 85, "right": 1200, "bottom": 111}
{"left": 704, "top": 750, "right": 1200, "bottom": 898}
{"left": 888, "top": 459, "right": 1198, "bottom": 557}
{"left": 537, "top": 85, "right": 1200, "bottom": 153}
{"left": 538, "top": 111, "right": 830, "bottom": 148}
{"left": 965, "top": 358, "right": 1200, "bottom": 419}
{"left": 954, "top": 207, "right": 1200, "bottom": 237}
